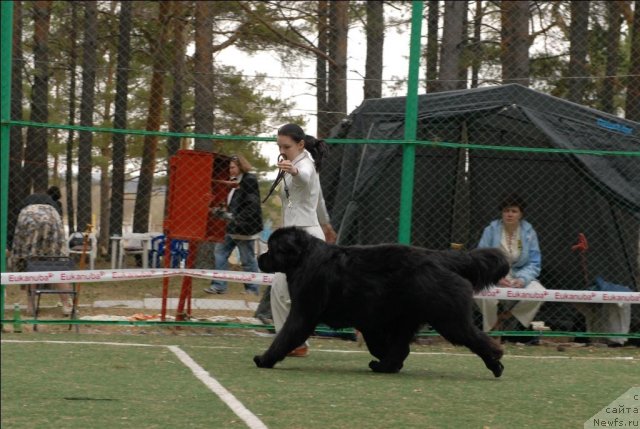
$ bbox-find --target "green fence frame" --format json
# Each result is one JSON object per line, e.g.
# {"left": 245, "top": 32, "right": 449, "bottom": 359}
{"left": 1, "top": 1, "right": 15, "bottom": 326}
{"left": 1, "top": 1, "right": 639, "bottom": 334}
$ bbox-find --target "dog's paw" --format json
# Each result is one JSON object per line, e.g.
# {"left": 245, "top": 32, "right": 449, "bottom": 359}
{"left": 369, "top": 360, "right": 382, "bottom": 372}
{"left": 489, "top": 360, "right": 504, "bottom": 378}
{"left": 253, "top": 355, "right": 274, "bottom": 369}
{"left": 369, "top": 360, "right": 401, "bottom": 373}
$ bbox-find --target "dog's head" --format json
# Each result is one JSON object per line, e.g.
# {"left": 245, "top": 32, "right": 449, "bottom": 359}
{"left": 258, "top": 227, "right": 318, "bottom": 273}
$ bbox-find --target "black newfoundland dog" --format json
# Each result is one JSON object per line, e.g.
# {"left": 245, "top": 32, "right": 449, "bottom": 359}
{"left": 254, "top": 227, "right": 510, "bottom": 377}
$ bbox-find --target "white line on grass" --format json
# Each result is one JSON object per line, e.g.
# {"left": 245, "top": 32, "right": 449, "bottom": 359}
{"left": 3, "top": 339, "right": 634, "bottom": 363}
{"left": 1, "top": 339, "right": 158, "bottom": 347}
{"left": 313, "top": 349, "right": 636, "bottom": 361}
{"left": 3, "top": 340, "right": 268, "bottom": 429}
{"left": 168, "top": 345, "right": 268, "bottom": 429}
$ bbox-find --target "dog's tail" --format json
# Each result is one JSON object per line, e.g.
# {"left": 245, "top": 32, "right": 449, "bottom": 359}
{"left": 445, "top": 248, "right": 510, "bottom": 292}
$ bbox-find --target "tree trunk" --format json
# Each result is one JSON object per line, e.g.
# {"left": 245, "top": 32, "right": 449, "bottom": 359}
{"left": 364, "top": 1, "right": 384, "bottom": 100}
{"left": 194, "top": 1, "right": 215, "bottom": 152}
{"left": 327, "top": 0, "right": 348, "bottom": 130}
{"left": 166, "top": 1, "right": 186, "bottom": 216}
{"left": 51, "top": 142, "right": 59, "bottom": 185}
{"left": 437, "top": 0, "right": 465, "bottom": 92}
{"left": 456, "top": 1, "right": 468, "bottom": 90}
{"left": 65, "top": 1, "right": 78, "bottom": 234}
{"left": 500, "top": 0, "right": 530, "bottom": 86}
{"left": 8, "top": 0, "right": 24, "bottom": 247}
{"left": 567, "top": 1, "right": 589, "bottom": 104}
{"left": 316, "top": 0, "right": 330, "bottom": 138}
{"left": 24, "top": 0, "right": 52, "bottom": 193}
{"left": 470, "top": 0, "right": 482, "bottom": 88}
{"left": 50, "top": 82, "right": 60, "bottom": 186}
{"left": 76, "top": 1, "right": 98, "bottom": 233}
{"left": 109, "top": 0, "right": 133, "bottom": 240}
{"left": 133, "top": 1, "right": 172, "bottom": 234}
{"left": 98, "top": 154, "right": 110, "bottom": 254}
{"left": 98, "top": 13, "right": 117, "bottom": 256}
{"left": 627, "top": 0, "right": 640, "bottom": 121}
{"left": 425, "top": 0, "right": 439, "bottom": 92}
{"left": 600, "top": 0, "right": 623, "bottom": 114}
{"left": 167, "top": 1, "right": 186, "bottom": 159}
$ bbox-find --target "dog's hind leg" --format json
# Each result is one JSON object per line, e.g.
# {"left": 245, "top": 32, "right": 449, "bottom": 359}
{"left": 430, "top": 320, "right": 504, "bottom": 378}
{"left": 462, "top": 329, "right": 504, "bottom": 378}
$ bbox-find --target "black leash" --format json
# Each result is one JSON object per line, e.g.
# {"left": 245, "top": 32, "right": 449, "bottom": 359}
{"left": 262, "top": 154, "right": 289, "bottom": 203}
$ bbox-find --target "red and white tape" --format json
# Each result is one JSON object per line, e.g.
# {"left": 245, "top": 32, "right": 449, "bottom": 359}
{"left": 1, "top": 268, "right": 274, "bottom": 286}
{"left": 1, "top": 269, "right": 638, "bottom": 304}
{"left": 473, "top": 286, "right": 639, "bottom": 304}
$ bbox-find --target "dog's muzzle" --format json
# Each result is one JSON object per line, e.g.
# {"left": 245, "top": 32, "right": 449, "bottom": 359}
{"left": 257, "top": 253, "right": 274, "bottom": 273}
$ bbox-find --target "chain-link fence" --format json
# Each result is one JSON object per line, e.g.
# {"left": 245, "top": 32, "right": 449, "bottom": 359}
{"left": 1, "top": 1, "right": 639, "bottom": 341}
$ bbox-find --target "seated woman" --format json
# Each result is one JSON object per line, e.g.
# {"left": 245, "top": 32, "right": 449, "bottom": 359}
{"left": 10, "top": 185, "right": 74, "bottom": 316}
{"left": 475, "top": 194, "right": 545, "bottom": 332}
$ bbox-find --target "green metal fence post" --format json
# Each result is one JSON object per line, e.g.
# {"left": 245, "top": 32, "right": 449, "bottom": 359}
{"left": 398, "top": 0, "right": 423, "bottom": 245}
{"left": 1, "top": 1, "right": 14, "bottom": 324}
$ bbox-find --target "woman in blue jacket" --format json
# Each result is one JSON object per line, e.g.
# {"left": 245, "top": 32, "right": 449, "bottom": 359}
{"left": 475, "top": 194, "right": 545, "bottom": 332}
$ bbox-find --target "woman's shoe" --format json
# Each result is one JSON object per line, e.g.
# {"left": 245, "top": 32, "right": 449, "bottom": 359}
{"left": 287, "top": 345, "right": 309, "bottom": 357}
{"left": 203, "top": 287, "right": 226, "bottom": 294}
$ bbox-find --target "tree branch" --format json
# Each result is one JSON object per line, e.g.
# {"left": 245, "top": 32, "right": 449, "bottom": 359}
{"left": 212, "top": 22, "right": 249, "bottom": 52}
{"left": 264, "top": 1, "right": 318, "bottom": 21}
{"left": 274, "top": 3, "right": 320, "bottom": 50}
{"left": 237, "top": 1, "right": 337, "bottom": 66}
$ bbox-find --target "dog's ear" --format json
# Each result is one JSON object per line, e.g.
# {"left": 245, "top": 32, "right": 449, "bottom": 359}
{"left": 268, "top": 227, "right": 301, "bottom": 255}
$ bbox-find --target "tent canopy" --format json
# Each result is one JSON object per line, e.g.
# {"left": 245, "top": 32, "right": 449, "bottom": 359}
{"left": 322, "top": 84, "right": 639, "bottom": 291}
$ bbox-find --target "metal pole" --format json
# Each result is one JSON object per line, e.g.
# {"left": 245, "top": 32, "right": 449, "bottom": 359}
{"left": 1, "top": 1, "right": 15, "bottom": 324}
{"left": 398, "top": 0, "right": 423, "bottom": 244}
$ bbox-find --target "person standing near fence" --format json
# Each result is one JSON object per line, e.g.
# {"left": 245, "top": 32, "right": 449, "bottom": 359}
{"left": 268, "top": 124, "right": 336, "bottom": 357}
{"left": 9, "top": 184, "right": 74, "bottom": 316}
{"left": 475, "top": 194, "right": 545, "bottom": 335}
{"left": 204, "top": 154, "right": 264, "bottom": 295}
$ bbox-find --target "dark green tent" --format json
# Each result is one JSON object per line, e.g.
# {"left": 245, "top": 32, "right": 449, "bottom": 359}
{"left": 322, "top": 84, "right": 639, "bottom": 330}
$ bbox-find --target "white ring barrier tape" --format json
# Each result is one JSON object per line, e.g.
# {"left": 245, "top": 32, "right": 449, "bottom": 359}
{"left": 0, "top": 269, "right": 273, "bottom": 285}
{"left": 1, "top": 269, "right": 639, "bottom": 304}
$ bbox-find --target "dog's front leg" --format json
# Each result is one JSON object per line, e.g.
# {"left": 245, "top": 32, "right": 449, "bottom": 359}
{"left": 368, "top": 327, "right": 415, "bottom": 373}
{"left": 254, "top": 308, "right": 317, "bottom": 369}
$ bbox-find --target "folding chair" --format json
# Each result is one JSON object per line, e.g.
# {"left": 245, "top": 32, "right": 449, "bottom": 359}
{"left": 149, "top": 235, "right": 189, "bottom": 268}
{"left": 67, "top": 231, "right": 97, "bottom": 270}
{"left": 118, "top": 233, "right": 152, "bottom": 268}
{"left": 24, "top": 256, "right": 79, "bottom": 332}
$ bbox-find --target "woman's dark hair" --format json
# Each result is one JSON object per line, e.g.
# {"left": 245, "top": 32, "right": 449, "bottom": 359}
{"left": 277, "top": 123, "right": 305, "bottom": 143}
{"left": 303, "top": 135, "right": 329, "bottom": 172}
{"left": 499, "top": 193, "right": 526, "bottom": 213}
{"left": 47, "top": 186, "right": 62, "bottom": 201}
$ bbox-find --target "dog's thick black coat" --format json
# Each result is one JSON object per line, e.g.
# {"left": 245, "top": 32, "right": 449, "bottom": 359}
{"left": 254, "top": 227, "right": 510, "bottom": 377}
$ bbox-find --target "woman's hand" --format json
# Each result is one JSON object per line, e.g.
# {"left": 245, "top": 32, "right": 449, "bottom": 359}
{"left": 277, "top": 160, "right": 298, "bottom": 176}
{"left": 214, "top": 179, "right": 240, "bottom": 189}
{"left": 498, "top": 277, "right": 525, "bottom": 288}
{"left": 511, "top": 278, "right": 525, "bottom": 288}
{"left": 322, "top": 224, "right": 337, "bottom": 244}
{"left": 497, "top": 278, "right": 512, "bottom": 287}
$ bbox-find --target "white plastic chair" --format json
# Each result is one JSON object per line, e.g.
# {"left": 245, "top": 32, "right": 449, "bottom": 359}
{"left": 118, "top": 233, "right": 152, "bottom": 268}
{"left": 67, "top": 232, "right": 97, "bottom": 270}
